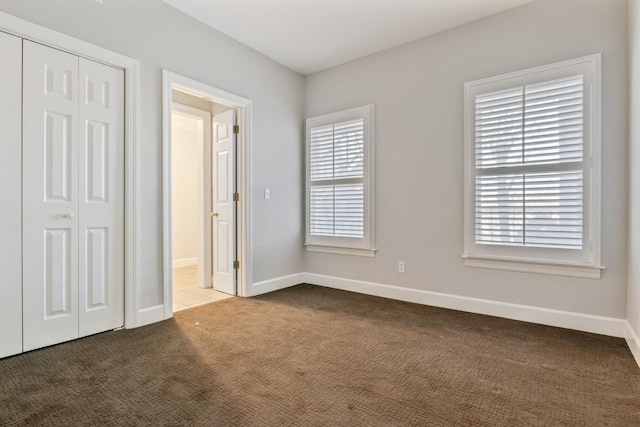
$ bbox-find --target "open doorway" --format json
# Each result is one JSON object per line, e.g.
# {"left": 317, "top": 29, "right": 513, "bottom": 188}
{"left": 162, "top": 70, "right": 252, "bottom": 317}
{"left": 170, "top": 98, "right": 233, "bottom": 311}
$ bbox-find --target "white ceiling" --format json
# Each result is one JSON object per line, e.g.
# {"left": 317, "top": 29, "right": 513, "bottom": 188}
{"left": 162, "top": 0, "right": 534, "bottom": 76}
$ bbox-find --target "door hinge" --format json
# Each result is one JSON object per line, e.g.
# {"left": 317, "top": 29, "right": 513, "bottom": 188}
{"left": 233, "top": 260, "right": 240, "bottom": 270}
{"left": 233, "top": 193, "right": 240, "bottom": 202}
{"left": 233, "top": 125, "right": 240, "bottom": 134}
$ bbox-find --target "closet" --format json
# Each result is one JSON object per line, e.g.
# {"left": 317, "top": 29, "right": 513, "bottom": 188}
{"left": 0, "top": 32, "right": 125, "bottom": 358}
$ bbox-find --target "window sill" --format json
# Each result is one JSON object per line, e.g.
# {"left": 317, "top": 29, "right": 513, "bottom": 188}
{"left": 306, "top": 245, "right": 377, "bottom": 258}
{"left": 462, "top": 254, "right": 604, "bottom": 279}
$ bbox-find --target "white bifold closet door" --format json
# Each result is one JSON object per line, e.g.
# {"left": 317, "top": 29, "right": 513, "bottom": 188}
{"left": 22, "top": 41, "right": 124, "bottom": 352}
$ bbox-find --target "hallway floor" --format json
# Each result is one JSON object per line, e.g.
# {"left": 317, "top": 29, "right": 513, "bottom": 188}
{"left": 172, "top": 265, "right": 233, "bottom": 312}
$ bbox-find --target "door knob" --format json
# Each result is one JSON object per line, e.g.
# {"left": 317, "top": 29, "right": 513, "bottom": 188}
{"left": 62, "top": 212, "right": 75, "bottom": 219}
{"left": 210, "top": 212, "right": 219, "bottom": 217}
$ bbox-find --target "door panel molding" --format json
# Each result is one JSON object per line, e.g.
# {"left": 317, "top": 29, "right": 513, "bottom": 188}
{"left": 212, "top": 109, "right": 236, "bottom": 295}
{"left": 78, "top": 56, "right": 125, "bottom": 338}
{"left": 23, "top": 41, "right": 80, "bottom": 351}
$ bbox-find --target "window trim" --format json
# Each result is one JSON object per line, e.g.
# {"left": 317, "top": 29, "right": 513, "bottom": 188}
{"left": 463, "top": 54, "right": 603, "bottom": 278}
{"left": 305, "top": 104, "right": 376, "bottom": 256}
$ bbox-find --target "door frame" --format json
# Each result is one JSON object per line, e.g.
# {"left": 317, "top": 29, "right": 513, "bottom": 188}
{"left": 162, "top": 70, "right": 252, "bottom": 318}
{"left": 0, "top": 11, "right": 141, "bottom": 330}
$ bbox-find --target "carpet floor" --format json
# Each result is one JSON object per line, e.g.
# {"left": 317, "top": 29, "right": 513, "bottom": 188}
{"left": 1, "top": 284, "right": 639, "bottom": 426}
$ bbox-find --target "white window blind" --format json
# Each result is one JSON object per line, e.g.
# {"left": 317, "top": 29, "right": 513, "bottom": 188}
{"left": 463, "top": 54, "right": 602, "bottom": 278}
{"left": 474, "top": 75, "right": 584, "bottom": 250}
{"left": 309, "top": 119, "right": 365, "bottom": 238}
{"left": 305, "top": 105, "right": 375, "bottom": 255}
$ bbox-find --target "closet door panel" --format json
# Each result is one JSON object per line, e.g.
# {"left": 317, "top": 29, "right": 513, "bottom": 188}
{"left": 0, "top": 32, "right": 23, "bottom": 358}
{"left": 23, "top": 41, "right": 80, "bottom": 352}
{"left": 78, "top": 58, "right": 124, "bottom": 337}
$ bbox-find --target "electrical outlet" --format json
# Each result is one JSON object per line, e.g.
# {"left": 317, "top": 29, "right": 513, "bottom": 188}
{"left": 264, "top": 188, "right": 270, "bottom": 199}
{"left": 398, "top": 261, "right": 405, "bottom": 274}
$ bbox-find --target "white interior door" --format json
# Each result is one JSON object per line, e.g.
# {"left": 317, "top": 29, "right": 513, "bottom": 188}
{"left": 0, "top": 32, "right": 23, "bottom": 358}
{"left": 23, "top": 41, "right": 80, "bottom": 351}
{"left": 212, "top": 109, "right": 236, "bottom": 295}
{"left": 78, "top": 58, "right": 125, "bottom": 337}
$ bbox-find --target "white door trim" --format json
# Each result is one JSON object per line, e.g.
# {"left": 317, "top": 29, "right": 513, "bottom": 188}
{"left": 0, "top": 11, "right": 141, "bottom": 329}
{"left": 162, "top": 70, "right": 252, "bottom": 319}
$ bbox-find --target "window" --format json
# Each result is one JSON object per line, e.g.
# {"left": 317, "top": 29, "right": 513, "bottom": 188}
{"left": 305, "top": 105, "right": 375, "bottom": 256}
{"left": 463, "top": 55, "right": 602, "bottom": 278}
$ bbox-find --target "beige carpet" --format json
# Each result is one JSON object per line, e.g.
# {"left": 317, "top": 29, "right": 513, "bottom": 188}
{"left": 1, "top": 284, "right": 639, "bottom": 426}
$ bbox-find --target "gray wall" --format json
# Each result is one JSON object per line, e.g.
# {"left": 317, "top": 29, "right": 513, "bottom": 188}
{"left": 629, "top": 0, "right": 640, "bottom": 335}
{"left": 304, "top": 0, "right": 629, "bottom": 318}
{"left": 2, "top": 0, "right": 633, "bottom": 326}
{"left": 0, "top": 0, "right": 305, "bottom": 309}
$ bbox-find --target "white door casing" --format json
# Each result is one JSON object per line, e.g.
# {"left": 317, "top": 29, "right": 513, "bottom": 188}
{"left": 23, "top": 41, "right": 81, "bottom": 351}
{"left": 212, "top": 109, "right": 236, "bottom": 295}
{"left": 78, "top": 57, "right": 125, "bottom": 337}
{"left": 162, "top": 71, "right": 251, "bottom": 317}
{"left": 0, "top": 32, "right": 23, "bottom": 358}
{"left": 22, "top": 41, "right": 124, "bottom": 351}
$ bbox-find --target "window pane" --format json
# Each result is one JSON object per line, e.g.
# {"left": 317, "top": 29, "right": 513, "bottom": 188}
{"left": 524, "top": 76, "right": 583, "bottom": 165}
{"left": 524, "top": 171, "right": 583, "bottom": 249}
{"left": 310, "top": 185, "right": 334, "bottom": 236}
{"left": 310, "top": 119, "right": 365, "bottom": 182}
{"left": 334, "top": 119, "right": 364, "bottom": 179}
{"left": 309, "top": 125, "right": 334, "bottom": 181}
{"left": 335, "top": 184, "right": 364, "bottom": 238}
{"left": 475, "top": 87, "right": 524, "bottom": 169}
{"left": 475, "top": 174, "right": 524, "bottom": 245}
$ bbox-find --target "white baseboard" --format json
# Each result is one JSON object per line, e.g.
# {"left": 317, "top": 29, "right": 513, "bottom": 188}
{"left": 625, "top": 322, "right": 640, "bottom": 368}
{"left": 173, "top": 257, "right": 197, "bottom": 269}
{"left": 248, "top": 273, "right": 305, "bottom": 297}
{"left": 137, "top": 304, "right": 165, "bottom": 327}
{"left": 303, "top": 273, "right": 626, "bottom": 338}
